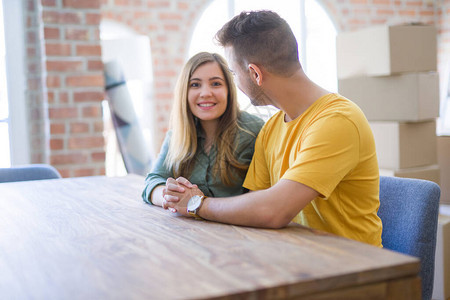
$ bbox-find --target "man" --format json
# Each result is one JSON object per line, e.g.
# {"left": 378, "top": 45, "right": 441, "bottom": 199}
{"left": 163, "top": 10, "right": 382, "bottom": 247}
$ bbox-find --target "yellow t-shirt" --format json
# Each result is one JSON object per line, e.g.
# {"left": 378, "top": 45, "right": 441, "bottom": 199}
{"left": 243, "top": 93, "right": 383, "bottom": 247}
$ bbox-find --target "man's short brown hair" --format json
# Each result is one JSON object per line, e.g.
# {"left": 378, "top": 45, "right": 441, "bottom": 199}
{"left": 215, "top": 10, "right": 300, "bottom": 76}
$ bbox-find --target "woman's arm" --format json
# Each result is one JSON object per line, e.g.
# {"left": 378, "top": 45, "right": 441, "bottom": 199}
{"left": 149, "top": 185, "right": 166, "bottom": 207}
{"left": 142, "top": 133, "right": 173, "bottom": 205}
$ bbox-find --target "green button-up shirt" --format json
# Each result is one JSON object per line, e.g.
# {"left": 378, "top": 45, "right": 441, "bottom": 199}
{"left": 142, "top": 111, "right": 264, "bottom": 203}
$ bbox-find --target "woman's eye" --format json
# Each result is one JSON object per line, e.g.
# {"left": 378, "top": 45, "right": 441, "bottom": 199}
{"left": 212, "top": 81, "right": 222, "bottom": 87}
{"left": 190, "top": 82, "right": 200, "bottom": 88}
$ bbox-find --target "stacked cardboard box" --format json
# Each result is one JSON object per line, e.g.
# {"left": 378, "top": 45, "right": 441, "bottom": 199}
{"left": 337, "top": 24, "right": 440, "bottom": 185}
{"left": 338, "top": 24, "right": 445, "bottom": 300}
{"left": 438, "top": 136, "right": 450, "bottom": 205}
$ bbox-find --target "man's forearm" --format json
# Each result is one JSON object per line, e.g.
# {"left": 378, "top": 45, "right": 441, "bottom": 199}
{"left": 197, "top": 179, "right": 319, "bottom": 228}
{"left": 198, "top": 192, "right": 276, "bottom": 227}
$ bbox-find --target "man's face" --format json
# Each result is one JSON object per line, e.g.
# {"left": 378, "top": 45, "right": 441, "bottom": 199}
{"left": 225, "top": 47, "right": 269, "bottom": 107}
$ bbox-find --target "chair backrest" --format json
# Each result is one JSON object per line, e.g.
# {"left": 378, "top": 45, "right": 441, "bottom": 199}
{"left": 103, "top": 60, "right": 152, "bottom": 176}
{"left": 0, "top": 164, "right": 62, "bottom": 183}
{"left": 378, "top": 176, "right": 440, "bottom": 300}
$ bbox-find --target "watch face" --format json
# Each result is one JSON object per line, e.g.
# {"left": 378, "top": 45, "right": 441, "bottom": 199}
{"left": 188, "top": 195, "right": 201, "bottom": 211}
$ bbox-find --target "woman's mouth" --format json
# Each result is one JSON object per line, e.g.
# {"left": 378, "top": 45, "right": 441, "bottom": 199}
{"left": 198, "top": 103, "right": 216, "bottom": 107}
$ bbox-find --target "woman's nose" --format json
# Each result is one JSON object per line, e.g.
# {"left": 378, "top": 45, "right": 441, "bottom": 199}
{"left": 200, "top": 86, "right": 212, "bottom": 97}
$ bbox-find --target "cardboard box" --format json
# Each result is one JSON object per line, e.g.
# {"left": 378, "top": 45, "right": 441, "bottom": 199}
{"left": 338, "top": 72, "right": 439, "bottom": 122}
{"left": 371, "top": 121, "right": 438, "bottom": 169}
{"left": 336, "top": 24, "right": 437, "bottom": 79}
{"left": 379, "top": 164, "right": 440, "bottom": 185}
{"left": 432, "top": 214, "right": 450, "bottom": 300}
{"left": 438, "top": 136, "right": 450, "bottom": 205}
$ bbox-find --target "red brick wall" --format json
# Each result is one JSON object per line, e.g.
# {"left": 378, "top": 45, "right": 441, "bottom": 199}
{"left": 322, "top": 0, "right": 437, "bottom": 31}
{"left": 24, "top": 0, "right": 449, "bottom": 177}
{"left": 26, "top": 0, "right": 106, "bottom": 177}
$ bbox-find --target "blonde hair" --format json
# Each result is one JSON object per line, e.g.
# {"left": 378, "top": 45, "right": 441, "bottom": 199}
{"left": 165, "top": 52, "right": 248, "bottom": 186}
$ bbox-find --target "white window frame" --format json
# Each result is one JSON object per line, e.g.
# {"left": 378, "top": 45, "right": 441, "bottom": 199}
{"left": 3, "top": 0, "right": 29, "bottom": 165}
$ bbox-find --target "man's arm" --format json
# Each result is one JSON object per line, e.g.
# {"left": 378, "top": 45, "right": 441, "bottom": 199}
{"left": 165, "top": 178, "right": 319, "bottom": 229}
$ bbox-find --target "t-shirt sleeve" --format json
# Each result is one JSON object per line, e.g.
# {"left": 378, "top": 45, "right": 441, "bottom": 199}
{"left": 282, "top": 114, "right": 360, "bottom": 198}
{"left": 243, "top": 127, "right": 271, "bottom": 191}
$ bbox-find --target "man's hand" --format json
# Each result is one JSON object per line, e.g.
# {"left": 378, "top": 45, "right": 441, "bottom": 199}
{"left": 163, "top": 177, "right": 203, "bottom": 216}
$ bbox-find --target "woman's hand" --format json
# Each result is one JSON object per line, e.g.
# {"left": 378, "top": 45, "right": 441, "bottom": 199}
{"left": 175, "top": 177, "right": 197, "bottom": 189}
{"left": 162, "top": 177, "right": 180, "bottom": 212}
{"left": 163, "top": 177, "right": 202, "bottom": 215}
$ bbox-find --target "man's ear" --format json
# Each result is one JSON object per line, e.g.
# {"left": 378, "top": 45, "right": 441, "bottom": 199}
{"left": 248, "top": 63, "right": 263, "bottom": 86}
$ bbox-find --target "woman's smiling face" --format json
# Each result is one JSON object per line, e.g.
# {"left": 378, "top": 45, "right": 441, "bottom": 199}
{"left": 187, "top": 61, "right": 228, "bottom": 124}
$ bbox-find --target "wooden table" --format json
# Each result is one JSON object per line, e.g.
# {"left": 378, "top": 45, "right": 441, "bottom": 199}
{"left": 0, "top": 175, "right": 421, "bottom": 299}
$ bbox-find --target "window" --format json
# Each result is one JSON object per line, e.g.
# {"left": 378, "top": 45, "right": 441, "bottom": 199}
{"left": 1, "top": 1, "right": 28, "bottom": 167}
{"left": 0, "top": 0, "right": 10, "bottom": 167}
{"left": 189, "top": 0, "right": 337, "bottom": 120}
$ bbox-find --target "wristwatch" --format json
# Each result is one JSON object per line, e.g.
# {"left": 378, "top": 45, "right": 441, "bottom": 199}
{"left": 187, "top": 195, "right": 207, "bottom": 219}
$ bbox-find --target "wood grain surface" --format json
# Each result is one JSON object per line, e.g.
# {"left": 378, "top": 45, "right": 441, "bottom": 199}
{"left": 0, "top": 175, "right": 420, "bottom": 299}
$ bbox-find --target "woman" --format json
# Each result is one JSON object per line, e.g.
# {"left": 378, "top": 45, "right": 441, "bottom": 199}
{"left": 142, "top": 52, "right": 264, "bottom": 207}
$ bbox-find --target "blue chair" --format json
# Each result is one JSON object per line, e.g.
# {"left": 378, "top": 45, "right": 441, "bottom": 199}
{"left": 0, "top": 164, "right": 62, "bottom": 183}
{"left": 378, "top": 176, "right": 440, "bottom": 300}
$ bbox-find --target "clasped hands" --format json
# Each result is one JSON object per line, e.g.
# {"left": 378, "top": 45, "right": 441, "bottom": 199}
{"left": 162, "top": 177, "right": 204, "bottom": 216}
